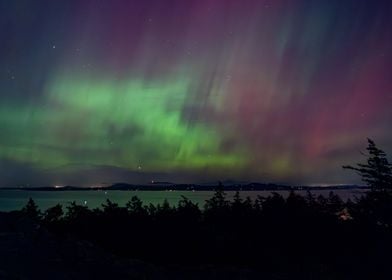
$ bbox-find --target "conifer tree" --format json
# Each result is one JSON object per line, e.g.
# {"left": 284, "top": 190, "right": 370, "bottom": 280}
{"left": 343, "top": 138, "right": 392, "bottom": 191}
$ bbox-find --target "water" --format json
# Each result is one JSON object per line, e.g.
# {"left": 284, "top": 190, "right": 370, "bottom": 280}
{"left": 0, "top": 189, "right": 367, "bottom": 212}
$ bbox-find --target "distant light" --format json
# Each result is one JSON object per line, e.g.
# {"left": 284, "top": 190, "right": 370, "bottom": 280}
{"left": 84, "top": 200, "right": 87, "bottom": 205}
{"left": 54, "top": 185, "right": 63, "bottom": 189}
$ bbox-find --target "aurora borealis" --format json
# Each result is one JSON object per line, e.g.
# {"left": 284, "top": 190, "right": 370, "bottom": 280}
{"left": 0, "top": 0, "right": 391, "bottom": 187}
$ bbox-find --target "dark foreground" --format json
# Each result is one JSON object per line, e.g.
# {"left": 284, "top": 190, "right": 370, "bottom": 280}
{"left": 1, "top": 190, "right": 392, "bottom": 279}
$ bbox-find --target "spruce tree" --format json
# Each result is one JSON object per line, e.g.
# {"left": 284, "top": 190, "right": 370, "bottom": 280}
{"left": 343, "top": 138, "right": 392, "bottom": 191}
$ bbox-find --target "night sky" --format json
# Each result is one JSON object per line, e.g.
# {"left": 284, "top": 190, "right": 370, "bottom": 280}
{"left": 0, "top": 0, "right": 391, "bottom": 187}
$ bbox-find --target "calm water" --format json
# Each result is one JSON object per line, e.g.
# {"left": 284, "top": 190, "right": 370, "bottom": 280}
{"left": 0, "top": 189, "right": 367, "bottom": 212}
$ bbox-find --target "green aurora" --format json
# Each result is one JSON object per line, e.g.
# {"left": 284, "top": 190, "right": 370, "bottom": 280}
{"left": 1, "top": 0, "right": 391, "bottom": 186}
{"left": 0, "top": 73, "right": 247, "bottom": 178}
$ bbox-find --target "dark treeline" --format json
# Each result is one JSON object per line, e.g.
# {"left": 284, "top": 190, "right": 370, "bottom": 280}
{"left": 14, "top": 187, "right": 392, "bottom": 279}
{"left": 4, "top": 138, "right": 392, "bottom": 279}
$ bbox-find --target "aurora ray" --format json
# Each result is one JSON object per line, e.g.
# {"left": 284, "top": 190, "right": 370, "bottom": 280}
{"left": 0, "top": 0, "right": 391, "bottom": 186}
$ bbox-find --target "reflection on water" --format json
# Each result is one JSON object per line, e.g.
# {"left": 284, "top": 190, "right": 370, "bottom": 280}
{"left": 0, "top": 189, "right": 367, "bottom": 212}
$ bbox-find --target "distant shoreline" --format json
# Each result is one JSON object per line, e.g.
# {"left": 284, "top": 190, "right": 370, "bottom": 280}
{"left": 0, "top": 183, "right": 368, "bottom": 192}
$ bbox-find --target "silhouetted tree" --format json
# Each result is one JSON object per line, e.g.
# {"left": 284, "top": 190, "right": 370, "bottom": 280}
{"left": 146, "top": 203, "right": 157, "bottom": 216}
{"left": 43, "top": 204, "right": 63, "bottom": 223}
{"left": 261, "top": 192, "right": 285, "bottom": 215}
{"left": 126, "top": 195, "right": 148, "bottom": 217}
{"left": 305, "top": 191, "right": 316, "bottom": 206}
{"left": 326, "top": 191, "right": 344, "bottom": 214}
{"left": 286, "top": 191, "right": 308, "bottom": 215}
{"left": 350, "top": 188, "right": 392, "bottom": 227}
{"left": 343, "top": 139, "right": 392, "bottom": 228}
{"left": 204, "top": 188, "right": 230, "bottom": 224}
{"left": 102, "top": 198, "right": 118, "bottom": 210}
{"left": 204, "top": 188, "right": 229, "bottom": 211}
{"left": 243, "top": 196, "right": 253, "bottom": 210}
{"left": 156, "top": 199, "right": 175, "bottom": 219}
{"left": 101, "top": 199, "right": 126, "bottom": 216}
{"left": 230, "top": 191, "right": 254, "bottom": 221}
{"left": 254, "top": 195, "right": 265, "bottom": 212}
{"left": 65, "top": 201, "right": 90, "bottom": 221}
{"left": 177, "top": 195, "right": 201, "bottom": 222}
{"left": 343, "top": 138, "right": 392, "bottom": 191}
{"left": 22, "top": 198, "right": 41, "bottom": 221}
{"left": 317, "top": 194, "right": 328, "bottom": 208}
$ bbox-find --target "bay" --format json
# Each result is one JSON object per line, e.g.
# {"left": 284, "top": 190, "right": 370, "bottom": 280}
{"left": 0, "top": 189, "right": 367, "bottom": 212}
